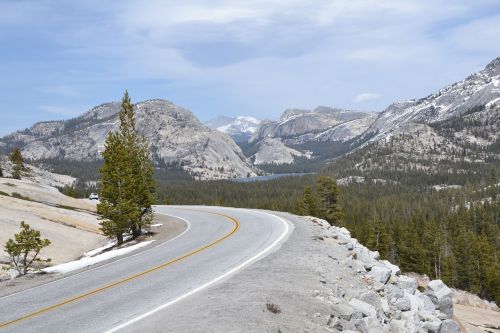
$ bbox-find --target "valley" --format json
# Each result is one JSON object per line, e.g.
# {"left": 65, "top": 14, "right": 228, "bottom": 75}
{"left": 0, "top": 56, "right": 498, "bottom": 333}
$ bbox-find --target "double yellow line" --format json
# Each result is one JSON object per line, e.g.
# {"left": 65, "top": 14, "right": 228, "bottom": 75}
{"left": 0, "top": 209, "right": 240, "bottom": 329}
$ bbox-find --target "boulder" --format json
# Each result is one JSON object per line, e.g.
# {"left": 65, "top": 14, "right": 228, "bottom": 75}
{"left": 327, "top": 316, "right": 356, "bottom": 331}
{"left": 354, "top": 316, "right": 384, "bottom": 333}
{"left": 358, "top": 291, "right": 386, "bottom": 318}
{"left": 373, "top": 281, "right": 385, "bottom": 292}
{"left": 418, "top": 294, "right": 435, "bottom": 312}
{"left": 423, "top": 319, "right": 442, "bottom": 333}
{"left": 394, "top": 297, "right": 412, "bottom": 311}
{"left": 331, "top": 302, "right": 355, "bottom": 321}
{"left": 349, "top": 298, "right": 377, "bottom": 318}
{"left": 424, "top": 280, "right": 453, "bottom": 318}
{"left": 397, "top": 276, "right": 418, "bottom": 294}
{"left": 369, "top": 266, "right": 392, "bottom": 284}
{"left": 381, "top": 260, "right": 401, "bottom": 276}
{"left": 390, "top": 320, "right": 407, "bottom": 333}
{"left": 370, "top": 251, "right": 380, "bottom": 260}
{"left": 385, "top": 284, "right": 404, "bottom": 302}
{"left": 355, "top": 247, "right": 378, "bottom": 270}
{"left": 381, "top": 297, "right": 391, "bottom": 315}
{"left": 438, "top": 319, "right": 460, "bottom": 333}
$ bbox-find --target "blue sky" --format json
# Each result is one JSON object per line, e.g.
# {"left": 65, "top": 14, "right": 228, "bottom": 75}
{"left": 1, "top": 0, "right": 499, "bottom": 136}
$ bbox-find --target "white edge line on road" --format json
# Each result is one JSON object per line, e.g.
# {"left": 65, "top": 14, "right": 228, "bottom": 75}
{"left": 104, "top": 211, "right": 292, "bottom": 333}
{"left": 0, "top": 210, "right": 191, "bottom": 301}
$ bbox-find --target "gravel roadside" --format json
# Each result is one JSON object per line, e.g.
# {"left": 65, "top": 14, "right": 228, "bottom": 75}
{"left": 127, "top": 211, "right": 463, "bottom": 333}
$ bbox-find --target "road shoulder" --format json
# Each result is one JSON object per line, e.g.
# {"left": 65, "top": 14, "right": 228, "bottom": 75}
{"left": 0, "top": 213, "right": 187, "bottom": 298}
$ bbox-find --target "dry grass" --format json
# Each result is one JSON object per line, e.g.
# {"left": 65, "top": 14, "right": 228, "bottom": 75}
{"left": 266, "top": 302, "right": 281, "bottom": 314}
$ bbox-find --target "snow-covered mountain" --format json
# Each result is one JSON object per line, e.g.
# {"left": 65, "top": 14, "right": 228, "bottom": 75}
{"left": 246, "top": 57, "right": 500, "bottom": 169}
{"left": 205, "top": 115, "right": 260, "bottom": 142}
{"left": 0, "top": 100, "right": 258, "bottom": 180}
{"left": 363, "top": 57, "right": 500, "bottom": 144}
{"left": 344, "top": 57, "right": 500, "bottom": 173}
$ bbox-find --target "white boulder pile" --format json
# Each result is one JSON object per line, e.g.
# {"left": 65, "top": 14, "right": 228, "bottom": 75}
{"left": 312, "top": 217, "right": 461, "bottom": 333}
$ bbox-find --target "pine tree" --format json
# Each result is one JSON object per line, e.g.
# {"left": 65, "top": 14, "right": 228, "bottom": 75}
{"left": 366, "top": 211, "right": 390, "bottom": 258}
{"left": 422, "top": 219, "right": 444, "bottom": 279}
{"left": 4, "top": 221, "right": 51, "bottom": 275}
{"left": 300, "top": 186, "right": 317, "bottom": 216}
{"left": 316, "top": 176, "right": 343, "bottom": 225}
{"left": 97, "top": 131, "right": 136, "bottom": 244}
{"left": 10, "top": 148, "right": 24, "bottom": 179}
{"left": 10, "top": 148, "right": 23, "bottom": 166}
{"left": 397, "top": 221, "right": 426, "bottom": 273}
{"left": 97, "top": 91, "right": 156, "bottom": 244}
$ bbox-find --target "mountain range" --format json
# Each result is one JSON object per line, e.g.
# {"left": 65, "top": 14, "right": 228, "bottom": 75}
{"left": 243, "top": 57, "right": 500, "bottom": 170}
{"left": 1, "top": 57, "right": 499, "bottom": 179}
{"left": 205, "top": 115, "right": 259, "bottom": 143}
{"left": 0, "top": 100, "right": 257, "bottom": 180}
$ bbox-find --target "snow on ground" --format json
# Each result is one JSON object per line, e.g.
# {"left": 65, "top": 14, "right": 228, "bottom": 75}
{"left": 43, "top": 240, "right": 155, "bottom": 274}
{"left": 432, "top": 184, "right": 463, "bottom": 191}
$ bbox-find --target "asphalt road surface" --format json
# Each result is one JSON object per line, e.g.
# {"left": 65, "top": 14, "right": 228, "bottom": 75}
{"left": 0, "top": 206, "right": 292, "bottom": 333}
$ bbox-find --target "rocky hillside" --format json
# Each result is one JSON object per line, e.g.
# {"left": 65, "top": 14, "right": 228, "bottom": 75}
{"left": 341, "top": 58, "right": 500, "bottom": 174}
{"left": 246, "top": 107, "right": 375, "bottom": 166}
{"left": 364, "top": 57, "right": 500, "bottom": 142}
{"left": 205, "top": 115, "right": 260, "bottom": 143}
{"left": 0, "top": 100, "right": 258, "bottom": 180}
{"left": 250, "top": 107, "right": 372, "bottom": 144}
{"left": 247, "top": 57, "right": 500, "bottom": 171}
{"left": 252, "top": 137, "right": 312, "bottom": 165}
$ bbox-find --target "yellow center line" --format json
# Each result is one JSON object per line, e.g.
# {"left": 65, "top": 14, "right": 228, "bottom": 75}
{"left": 0, "top": 209, "right": 240, "bottom": 329}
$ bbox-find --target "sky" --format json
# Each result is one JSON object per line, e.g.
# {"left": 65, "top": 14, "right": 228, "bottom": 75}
{"left": 1, "top": 0, "right": 499, "bottom": 136}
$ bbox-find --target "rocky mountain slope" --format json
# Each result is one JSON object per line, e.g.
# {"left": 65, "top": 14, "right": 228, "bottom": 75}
{"left": 246, "top": 107, "right": 376, "bottom": 166}
{"left": 250, "top": 107, "right": 372, "bottom": 143}
{"left": 0, "top": 100, "right": 258, "bottom": 180}
{"left": 247, "top": 57, "right": 500, "bottom": 170}
{"left": 364, "top": 57, "right": 500, "bottom": 143}
{"left": 342, "top": 57, "right": 500, "bottom": 174}
{"left": 252, "top": 137, "right": 311, "bottom": 165}
{"left": 205, "top": 115, "right": 260, "bottom": 142}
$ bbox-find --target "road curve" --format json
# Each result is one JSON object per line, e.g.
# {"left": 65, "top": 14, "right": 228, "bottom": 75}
{"left": 0, "top": 206, "right": 292, "bottom": 333}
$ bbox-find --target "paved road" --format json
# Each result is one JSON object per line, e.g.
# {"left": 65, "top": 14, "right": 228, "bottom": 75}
{"left": 0, "top": 206, "right": 292, "bottom": 333}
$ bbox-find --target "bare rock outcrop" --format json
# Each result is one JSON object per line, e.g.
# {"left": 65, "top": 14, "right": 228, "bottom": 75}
{"left": 0, "top": 100, "right": 258, "bottom": 180}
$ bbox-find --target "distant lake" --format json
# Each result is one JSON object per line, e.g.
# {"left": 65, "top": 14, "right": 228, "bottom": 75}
{"left": 232, "top": 173, "right": 310, "bottom": 183}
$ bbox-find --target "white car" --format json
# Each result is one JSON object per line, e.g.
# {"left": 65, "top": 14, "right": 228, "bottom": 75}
{"left": 89, "top": 193, "right": 99, "bottom": 200}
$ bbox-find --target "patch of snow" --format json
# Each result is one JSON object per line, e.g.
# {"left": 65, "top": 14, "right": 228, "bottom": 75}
{"left": 337, "top": 176, "right": 365, "bottom": 186}
{"left": 433, "top": 184, "right": 463, "bottom": 191}
{"left": 150, "top": 223, "right": 163, "bottom": 227}
{"left": 43, "top": 240, "right": 154, "bottom": 274}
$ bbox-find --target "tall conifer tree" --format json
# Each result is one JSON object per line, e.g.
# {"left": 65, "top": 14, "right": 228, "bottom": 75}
{"left": 97, "top": 91, "right": 156, "bottom": 244}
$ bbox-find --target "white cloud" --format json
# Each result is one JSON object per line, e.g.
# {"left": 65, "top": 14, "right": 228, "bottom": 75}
{"left": 354, "top": 93, "right": 382, "bottom": 103}
{"left": 445, "top": 14, "right": 500, "bottom": 53}
{"left": 2, "top": 0, "right": 500, "bottom": 125}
